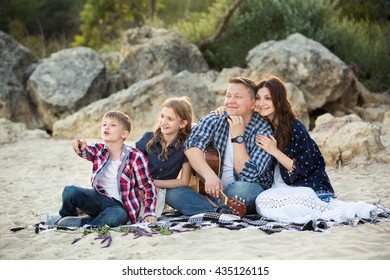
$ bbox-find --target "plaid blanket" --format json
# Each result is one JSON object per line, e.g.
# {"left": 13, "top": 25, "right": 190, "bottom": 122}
{"left": 151, "top": 203, "right": 390, "bottom": 234}
{"left": 10, "top": 203, "right": 390, "bottom": 237}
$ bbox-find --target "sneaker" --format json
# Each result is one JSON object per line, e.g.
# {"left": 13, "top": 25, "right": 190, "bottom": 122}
{"left": 216, "top": 206, "right": 235, "bottom": 215}
{"left": 58, "top": 216, "right": 91, "bottom": 228}
{"left": 40, "top": 212, "right": 62, "bottom": 226}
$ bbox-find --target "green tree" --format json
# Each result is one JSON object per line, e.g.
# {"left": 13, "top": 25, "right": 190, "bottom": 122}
{"left": 1, "top": 0, "right": 84, "bottom": 40}
{"left": 72, "top": 0, "right": 151, "bottom": 49}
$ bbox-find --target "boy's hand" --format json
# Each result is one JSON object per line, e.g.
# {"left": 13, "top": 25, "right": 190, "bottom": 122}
{"left": 143, "top": 216, "right": 157, "bottom": 223}
{"left": 73, "top": 139, "right": 87, "bottom": 154}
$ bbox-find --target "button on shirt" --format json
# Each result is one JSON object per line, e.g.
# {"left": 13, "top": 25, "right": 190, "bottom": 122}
{"left": 136, "top": 132, "right": 188, "bottom": 180}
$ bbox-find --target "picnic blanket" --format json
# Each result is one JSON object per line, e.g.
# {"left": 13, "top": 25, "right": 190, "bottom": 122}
{"left": 12, "top": 203, "right": 389, "bottom": 238}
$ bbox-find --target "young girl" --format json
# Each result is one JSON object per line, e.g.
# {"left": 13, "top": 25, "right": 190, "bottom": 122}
{"left": 136, "top": 96, "right": 193, "bottom": 217}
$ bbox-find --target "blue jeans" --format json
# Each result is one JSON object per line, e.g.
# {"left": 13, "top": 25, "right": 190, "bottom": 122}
{"left": 166, "top": 181, "right": 265, "bottom": 215}
{"left": 223, "top": 181, "right": 265, "bottom": 214}
{"left": 166, "top": 187, "right": 221, "bottom": 215}
{"left": 59, "top": 185, "right": 129, "bottom": 227}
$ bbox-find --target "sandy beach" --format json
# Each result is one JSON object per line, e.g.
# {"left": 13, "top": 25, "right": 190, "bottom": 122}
{"left": 0, "top": 136, "right": 389, "bottom": 261}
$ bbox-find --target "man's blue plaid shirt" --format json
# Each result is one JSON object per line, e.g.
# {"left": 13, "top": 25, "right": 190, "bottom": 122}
{"left": 185, "top": 111, "right": 273, "bottom": 188}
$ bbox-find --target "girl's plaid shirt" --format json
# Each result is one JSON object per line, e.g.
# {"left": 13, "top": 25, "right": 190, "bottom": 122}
{"left": 80, "top": 143, "right": 157, "bottom": 224}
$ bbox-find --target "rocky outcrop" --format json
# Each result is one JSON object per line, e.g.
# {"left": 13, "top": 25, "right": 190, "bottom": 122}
{"left": 0, "top": 118, "right": 49, "bottom": 144}
{"left": 247, "top": 33, "right": 363, "bottom": 115}
{"left": 2, "top": 28, "right": 389, "bottom": 166}
{"left": 311, "top": 114, "right": 384, "bottom": 165}
{"left": 120, "top": 26, "right": 209, "bottom": 86}
{"left": 52, "top": 71, "right": 216, "bottom": 141}
{"left": 0, "top": 31, "right": 41, "bottom": 128}
{"left": 27, "top": 47, "right": 108, "bottom": 132}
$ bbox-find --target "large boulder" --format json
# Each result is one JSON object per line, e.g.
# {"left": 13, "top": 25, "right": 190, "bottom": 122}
{"left": 247, "top": 33, "right": 363, "bottom": 114}
{"left": 0, "top": 118, "right": 49, "bottom": 144}
{"left": 0, "top": 31, "right": 41, "bottom": 128}
{"left": 52, "top": 71, "right": 216, "bottom": 141}
{"left": 120, "top": 26, "right": 209, "bottom": 86}
{"left": 311, "top": 113, "right": 384, "bottom": 166}
{"left": 27, "top": 47, "right": 108, "bottom": 132}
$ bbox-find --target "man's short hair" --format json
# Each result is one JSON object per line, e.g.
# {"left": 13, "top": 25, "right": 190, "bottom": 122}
{"left": 228, "top": 77, "right": 257, "bottom": 99}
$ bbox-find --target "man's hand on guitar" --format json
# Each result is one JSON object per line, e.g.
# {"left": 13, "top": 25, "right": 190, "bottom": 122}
{"left": 204, "top": 173, "right": 222, "bottom": 198}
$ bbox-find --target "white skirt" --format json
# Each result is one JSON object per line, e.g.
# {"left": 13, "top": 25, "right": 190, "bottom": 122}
{"left": 255, "top": 186, "right": 377, "bottom": 224}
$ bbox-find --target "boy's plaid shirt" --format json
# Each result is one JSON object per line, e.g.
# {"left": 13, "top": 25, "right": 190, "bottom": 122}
{"left": 80, "top": 143, "right": 157, "bottom": 224}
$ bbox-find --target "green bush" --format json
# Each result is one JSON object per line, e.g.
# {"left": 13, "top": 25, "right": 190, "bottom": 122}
{"left": 171, "top": 0, "right": 232, "bottom": 43}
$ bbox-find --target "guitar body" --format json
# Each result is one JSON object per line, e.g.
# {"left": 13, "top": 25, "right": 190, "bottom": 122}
{"left": 197, "top": 145, "right": 221, "bottom": 195}
{"left": 190, "top": 144, "right": 247, "bottom": 218}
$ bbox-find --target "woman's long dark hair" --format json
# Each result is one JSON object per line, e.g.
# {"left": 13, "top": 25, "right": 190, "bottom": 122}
{"left": 257, "top": 76, "right": 297, "bottom": 151}
{"left": 146, "top": 96, "right": 193, "bottom": 159}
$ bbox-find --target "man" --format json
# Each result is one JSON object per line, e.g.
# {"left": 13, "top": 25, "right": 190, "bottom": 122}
{"left": 166, "top": 77, "right": 273, "bottom": 215}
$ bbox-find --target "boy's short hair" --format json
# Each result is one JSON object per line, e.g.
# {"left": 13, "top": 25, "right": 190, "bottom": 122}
{"left": 103, "top": 111, "right": 132, "bottom": 132}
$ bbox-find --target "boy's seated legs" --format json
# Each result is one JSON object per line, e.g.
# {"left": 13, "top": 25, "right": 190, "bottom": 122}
{"left": 59, "top": 185, "right": 128, "bottom": 227}
{"left": 224, "top": 181, "right": 265, "bottom": 214}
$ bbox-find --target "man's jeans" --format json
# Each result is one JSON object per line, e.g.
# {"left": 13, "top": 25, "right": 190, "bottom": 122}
{"left": 166, "top": 181, "right": 265, "bottom": 215}
{"left": 59, "top": 185, "right": 129, "bottom": 227}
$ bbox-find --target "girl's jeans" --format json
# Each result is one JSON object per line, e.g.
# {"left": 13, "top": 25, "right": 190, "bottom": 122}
{"left": 166, "top": 181, "right": 265, "bottom": 215}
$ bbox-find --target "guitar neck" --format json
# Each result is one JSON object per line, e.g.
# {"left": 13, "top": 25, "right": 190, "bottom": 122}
{"left": 219, "top": 191, "right": 228, "bottom": 205}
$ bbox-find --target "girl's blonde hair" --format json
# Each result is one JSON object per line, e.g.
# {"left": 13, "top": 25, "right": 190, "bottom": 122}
{"left": 146, "top": 96, "right": 193, "bottom": 159}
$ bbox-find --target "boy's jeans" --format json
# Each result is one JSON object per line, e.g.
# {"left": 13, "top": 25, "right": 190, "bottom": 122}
{"left": 59, "top": 185, "right": 129, "bottom": 227}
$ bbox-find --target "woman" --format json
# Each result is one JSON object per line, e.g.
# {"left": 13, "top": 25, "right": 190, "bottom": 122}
{"left": 136, "top": 96, "right": 193, "bottom": 218}
{"left": 214, "top": 75, "right": 378, "bottom": 223}
{"left": 254, "top": 75, "right": 376, "bottom": 223}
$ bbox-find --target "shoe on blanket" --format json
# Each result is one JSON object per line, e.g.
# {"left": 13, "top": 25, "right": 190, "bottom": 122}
{"left": 40, "top": 212, "right": 62, "bottom": 226}
{"left": 58, "top": 216, "right": 91, "bottom": 228}
{"left": 216, "top": 206, "right": 236, "bottom": 215}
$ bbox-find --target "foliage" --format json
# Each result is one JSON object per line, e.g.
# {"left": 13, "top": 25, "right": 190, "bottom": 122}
{"left": 333, "top": 0, "right": 390, "bottom": 23}
{"left": 2, "top": 0, "right": 84, "bottom": 58}
{"left": 155, "top": 0, "right": 216, "bottom": 25}
{"left": 72, "top": 0, "right": 150, "bottom": 49}
{"left": 324, "top": 18, "right": 390, "bottom": 91}
{"left": 170, "top": 0, "right": 232, "bottom": 44}
{"left": 2, "top": 0, "right": 84, "bottom": 39}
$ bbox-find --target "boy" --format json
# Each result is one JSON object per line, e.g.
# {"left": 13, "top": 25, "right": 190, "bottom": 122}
{"left": 43, "top": 111, "right": 157, "bottom": 227}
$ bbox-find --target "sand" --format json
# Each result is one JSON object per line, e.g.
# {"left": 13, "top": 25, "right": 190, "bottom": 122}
{"left": 0, "top": 137, "right": 389, "bottom": 263}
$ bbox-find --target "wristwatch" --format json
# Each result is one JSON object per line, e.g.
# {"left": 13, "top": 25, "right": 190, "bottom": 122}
{"left": 231, "top": 135, "right": 245, "bottom": 143}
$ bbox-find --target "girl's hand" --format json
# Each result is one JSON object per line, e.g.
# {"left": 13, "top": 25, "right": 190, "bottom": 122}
{"left": 256, "top": 135, "right": 278, "bottom": 156}
{"left": 211, "top": 106, "right": 225, "bottom": 116}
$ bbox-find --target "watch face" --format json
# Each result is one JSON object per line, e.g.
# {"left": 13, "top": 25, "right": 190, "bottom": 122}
{"left": 232, "top": 136, "right": 244, "bottom": 143}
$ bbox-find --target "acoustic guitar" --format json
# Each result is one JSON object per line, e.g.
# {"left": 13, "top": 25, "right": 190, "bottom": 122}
{"left": 190, "top": 144, "right": 247, "bottom": 218}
